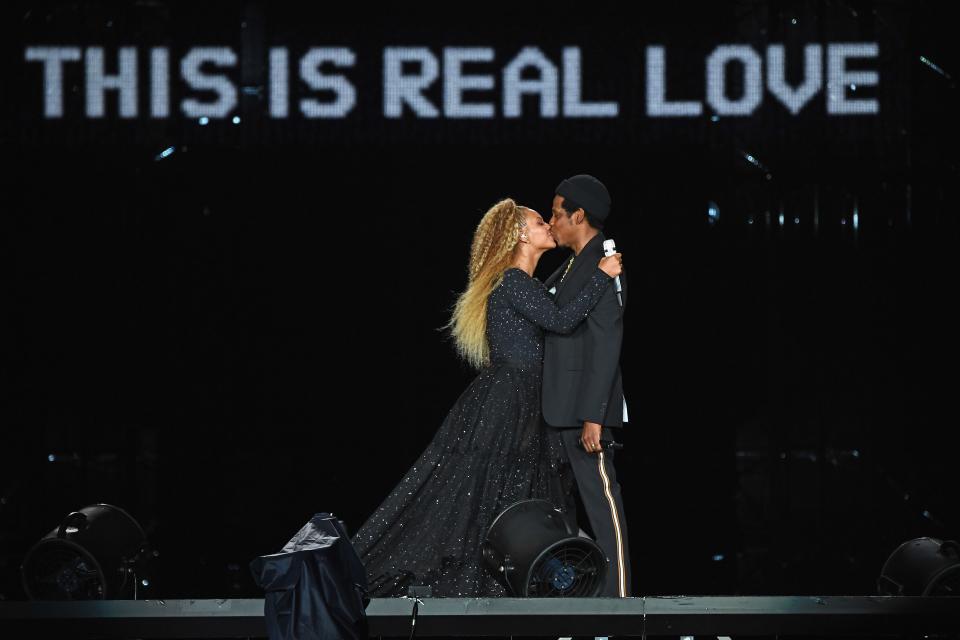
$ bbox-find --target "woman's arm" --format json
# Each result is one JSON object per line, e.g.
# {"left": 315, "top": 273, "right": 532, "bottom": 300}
{"left": 503, "top": 268, "right": 612, "bottom": 334}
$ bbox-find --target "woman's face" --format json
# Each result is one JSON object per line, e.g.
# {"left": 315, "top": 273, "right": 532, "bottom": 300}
{"left": 520, "top": 208, "right": 557, "bottom": 251}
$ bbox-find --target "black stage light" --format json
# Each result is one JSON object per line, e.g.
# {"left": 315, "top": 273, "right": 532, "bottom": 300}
{"left": 483, "top": 499, "right": 606, "bottom": 597}
{"left": 877, "top": 537, "right": 960, "bottom": 595}
{"left": 20, "top": 504, "right": 150, "bottom": 600}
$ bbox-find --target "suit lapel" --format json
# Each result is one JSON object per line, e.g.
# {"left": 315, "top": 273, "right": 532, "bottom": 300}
{"left": 556, "top": 233, "right": 606, "bottom": 304}
{"left": 543, "top": 254, "right": 570, "bottom": 295}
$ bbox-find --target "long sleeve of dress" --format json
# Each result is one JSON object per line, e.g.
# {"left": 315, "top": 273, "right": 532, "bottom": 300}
{"left": 502, "top": 267, "right": 611, "bottom": 334}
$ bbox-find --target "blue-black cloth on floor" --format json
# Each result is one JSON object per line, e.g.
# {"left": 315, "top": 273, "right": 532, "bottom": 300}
{"left": 250, "top": 513, "right": 369, "bottom": 640}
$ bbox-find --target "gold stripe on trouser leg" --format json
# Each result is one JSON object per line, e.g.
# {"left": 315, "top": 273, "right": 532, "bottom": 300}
{"left": 597, "top": 451, "right": 627, "bottom": 597}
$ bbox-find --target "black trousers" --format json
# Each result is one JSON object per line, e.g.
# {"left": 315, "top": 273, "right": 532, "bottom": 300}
{"left": 548, "top": 426, "right": 632, "bottom": 597}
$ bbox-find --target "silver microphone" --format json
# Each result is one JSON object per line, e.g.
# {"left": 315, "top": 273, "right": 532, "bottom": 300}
{"left": 602, "top": 238, "right": 623, "bottom": 306}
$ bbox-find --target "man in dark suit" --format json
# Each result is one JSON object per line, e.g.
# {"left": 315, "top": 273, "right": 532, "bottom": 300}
{"left": 543, "top": 174, "right": 631, "bottom": 598}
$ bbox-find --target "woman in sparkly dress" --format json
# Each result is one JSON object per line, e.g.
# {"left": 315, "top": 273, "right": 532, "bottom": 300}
{"left": 350, "top": 198, "right": 622, "bottom": 597}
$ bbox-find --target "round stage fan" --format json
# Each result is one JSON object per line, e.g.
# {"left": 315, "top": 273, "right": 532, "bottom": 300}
{"left": 878, "top": 537, "right": 960, "bottom": 596}
{"left": 483, "top": 499, "right": 606, "bottom": 597}
{"left": 21, "top": 503, "right": 149, "bottom": 600}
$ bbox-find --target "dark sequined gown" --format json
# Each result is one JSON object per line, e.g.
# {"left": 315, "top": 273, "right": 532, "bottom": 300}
{"left": 350, "top": 266, "right": 612, "bottom": 597}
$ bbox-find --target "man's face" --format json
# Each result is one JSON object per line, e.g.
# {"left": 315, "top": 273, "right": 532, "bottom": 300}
{"left": 549, "top": 195, "right": 576, "bottom": 248}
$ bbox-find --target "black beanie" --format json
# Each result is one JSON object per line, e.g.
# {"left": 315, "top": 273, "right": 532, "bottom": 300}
{"left": 555, "top": 174, "right": 611, "bottom": 222}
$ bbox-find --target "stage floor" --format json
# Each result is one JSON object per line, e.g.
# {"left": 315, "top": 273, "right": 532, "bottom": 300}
{"left": 1, "top": 595, "right": 958, "bottom": 637}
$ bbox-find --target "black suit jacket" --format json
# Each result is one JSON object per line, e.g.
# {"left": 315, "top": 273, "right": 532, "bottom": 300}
{"left": 542, "top": 233, "right": 627, "bottom": 428}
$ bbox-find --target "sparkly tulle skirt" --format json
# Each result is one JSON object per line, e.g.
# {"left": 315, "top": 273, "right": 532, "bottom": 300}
{"left": 349, "top": 362, "right": 567, "bottom": 597}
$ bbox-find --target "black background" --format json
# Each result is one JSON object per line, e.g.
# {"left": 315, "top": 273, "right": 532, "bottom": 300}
{"left": 2, "top": 0, "right": 958, "bottom": 599}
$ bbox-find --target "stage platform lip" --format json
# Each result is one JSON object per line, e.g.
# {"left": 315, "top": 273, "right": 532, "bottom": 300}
{"left": 1, "top": 595, "right": 958, "bottom": 637}
{"left": 642, "top": 595, "right": 960, "bottom": 635}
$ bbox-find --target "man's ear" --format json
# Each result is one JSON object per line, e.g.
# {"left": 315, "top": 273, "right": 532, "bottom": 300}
{"left": 574, "top": 209, "right": 586, "bottom": 224}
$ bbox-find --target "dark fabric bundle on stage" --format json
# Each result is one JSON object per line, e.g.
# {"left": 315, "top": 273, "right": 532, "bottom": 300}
{"left": 250, "top": 513, "right": 369, "bottom": 640}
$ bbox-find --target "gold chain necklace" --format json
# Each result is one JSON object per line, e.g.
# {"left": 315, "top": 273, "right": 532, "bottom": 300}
{"left": 559, "top": 255, "right": 575, "bottom": 284}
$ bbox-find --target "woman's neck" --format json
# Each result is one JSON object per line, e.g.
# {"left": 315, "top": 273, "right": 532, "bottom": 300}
{"left": 512, "top": 251, "right": 541, "bottom": 277}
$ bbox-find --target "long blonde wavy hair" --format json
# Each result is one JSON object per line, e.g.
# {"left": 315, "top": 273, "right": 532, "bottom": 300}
{"left": 446, "top": 198, "right": 528, "bottom": 370}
